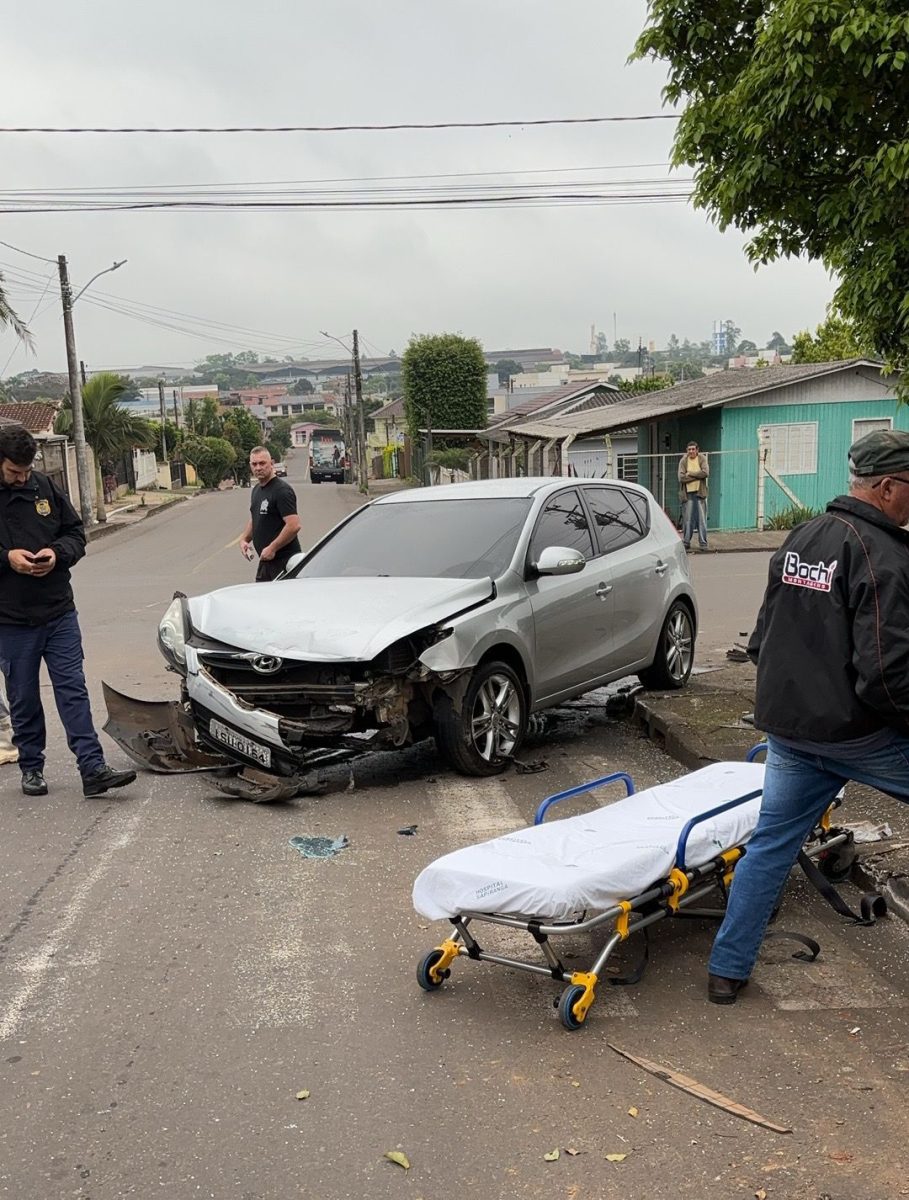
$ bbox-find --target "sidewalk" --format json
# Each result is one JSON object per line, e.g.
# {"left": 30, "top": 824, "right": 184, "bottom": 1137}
{"left": 691, "top": 529, "right": 788, "bottom": 553}
{"left": 87, "top": 488, "right": 194, "bottom": 542}
{"left": 634, "top": 662, "right": 909, "bottom": 921}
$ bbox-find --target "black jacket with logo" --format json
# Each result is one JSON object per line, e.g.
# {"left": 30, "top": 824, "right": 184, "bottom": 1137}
{"left": 748, "top": 496, "right": 909, "bottom": 741}
{"left": 0, "top": 471, "right": 86, "bottom": 625}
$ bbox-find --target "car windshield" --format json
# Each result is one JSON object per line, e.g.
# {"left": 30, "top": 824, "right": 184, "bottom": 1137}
{"left": 298, "top": 497, "right": 532, "bottom": 579}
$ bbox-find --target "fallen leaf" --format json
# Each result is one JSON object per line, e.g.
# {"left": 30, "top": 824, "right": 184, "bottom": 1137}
{"left": 628, "top": 1106, "right": 639, "bottom": 1118}
{"left": 543, "top": 1149, "right": 560, "bottom": 1162}
{"left": 295, "top": 1090, "right": 310, "bottom": 1101}
{"left": 571, "top": 1080, "right": 580, "bottom": 1088}
{"left": 385, "top": 1151, "right": 411, "bottom": 1170}
{"left": 605, "top": 1153, "right": 628, "bottom": 1163}
{"left": 829, "top": 1151, "right": 854, "bottom": 1165}
{"left": 565, "top": 1147, "right": 581, "bottom": 1156}
{"left": 756, "top": 1191, "right": 767, "bottom": 1200}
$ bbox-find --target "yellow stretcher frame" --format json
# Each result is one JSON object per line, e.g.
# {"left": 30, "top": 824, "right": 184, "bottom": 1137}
{"left": 415, "top": 746, "right": 850, "bottom": 1030}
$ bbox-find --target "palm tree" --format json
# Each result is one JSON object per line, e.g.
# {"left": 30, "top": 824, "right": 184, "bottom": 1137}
{"left": 0, "top": 271, "right": 33, "bottom": 347}
{"left": 55, "top": 372, "right": 154, "bottom": 524}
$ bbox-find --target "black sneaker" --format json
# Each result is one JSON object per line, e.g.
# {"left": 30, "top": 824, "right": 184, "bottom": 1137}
{"left": 21, "top": 769, "right": 48, "bottom": 796}
{"left": 82, "top": 764, "right": 136, "bottom": 797}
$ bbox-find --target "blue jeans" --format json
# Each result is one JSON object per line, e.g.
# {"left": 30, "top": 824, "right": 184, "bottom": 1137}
{"left": 709, "top": 735, "right": 909, "bottom": 980}
{"left": 0, "top": 610, "right": 105, "bottom": 777}
{"left": 683, "top": 495, "right": 708, "bottom": 547}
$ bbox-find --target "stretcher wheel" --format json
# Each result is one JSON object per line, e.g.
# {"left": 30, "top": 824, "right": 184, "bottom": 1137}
{"left": 557, "top": 984, "right": 588, "bottom": 1031}
{"left": 416, "top": 949, "right": 450, "bottom": 991}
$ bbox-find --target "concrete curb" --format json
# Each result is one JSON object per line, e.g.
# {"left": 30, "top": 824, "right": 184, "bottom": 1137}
{"left": 87, "top": 494, "right": 189, "bottom": 542}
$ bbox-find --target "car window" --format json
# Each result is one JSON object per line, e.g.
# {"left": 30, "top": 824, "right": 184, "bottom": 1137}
{"left": 582, "top": 486, "right": 647, "bottom": 555}
{"left": 297, "top": 497, "right": 532, "bottom": 579}
{"left": 628, "top": 490, "right": 650, "bottom": 533}
{"left": 528, "top": 489, "right": 595, "bottom": 562}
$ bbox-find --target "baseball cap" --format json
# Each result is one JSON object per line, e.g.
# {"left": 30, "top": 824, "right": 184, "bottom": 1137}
{"left": 848, "top": 429, "right": 909, "bottom": 476}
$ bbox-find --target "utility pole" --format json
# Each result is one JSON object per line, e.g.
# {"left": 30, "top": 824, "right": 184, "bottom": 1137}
{"left": 58, "top": 255, "right": 94, "bottom": 530}
{"left": 352, "top": 329, "right": 368, "bottom": 493}
{"left": 158, "top": 378, "right": 168, "bottom": 462}
{"left": 344, "top": 372, "right": 355, "bottom": 483}
{"left": 79, "top": 360, "right": 87, "bottom": 387}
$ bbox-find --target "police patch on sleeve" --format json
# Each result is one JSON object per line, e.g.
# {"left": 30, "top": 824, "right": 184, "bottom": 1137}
{"left": 781, "top": 551, "right": 837, "bottom": 592}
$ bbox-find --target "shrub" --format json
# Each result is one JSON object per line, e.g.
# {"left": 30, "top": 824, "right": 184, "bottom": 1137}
{"left": 765, "top": 504, "right": 822, "bottom": 530}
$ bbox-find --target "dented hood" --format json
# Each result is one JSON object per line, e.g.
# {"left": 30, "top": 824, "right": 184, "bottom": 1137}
{"left": 188, "top": 576, "right": 494, "bottom": 661}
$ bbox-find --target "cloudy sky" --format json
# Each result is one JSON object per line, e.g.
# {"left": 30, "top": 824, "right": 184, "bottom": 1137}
{"left": 0, "top": 1, "right": 836, "bottom": 375}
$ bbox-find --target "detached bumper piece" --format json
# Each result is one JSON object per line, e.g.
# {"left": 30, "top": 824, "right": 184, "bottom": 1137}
{"left": 102, "top": 682, "right": 232, "bottom": 773}
{"left": 413, "top": 750, "right": 871, "bottom": 1030}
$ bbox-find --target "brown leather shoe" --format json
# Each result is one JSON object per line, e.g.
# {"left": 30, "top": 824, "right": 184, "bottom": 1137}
{"left": 707, "top": 974, "right": 749, "bottom": 1005}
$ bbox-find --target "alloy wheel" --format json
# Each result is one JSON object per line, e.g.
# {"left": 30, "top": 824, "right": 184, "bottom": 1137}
{"left": 665, "top": 606, "right": 694, "bottom": 682}
{"left": 470, "top": 672, "right": 522, "bottom": 762}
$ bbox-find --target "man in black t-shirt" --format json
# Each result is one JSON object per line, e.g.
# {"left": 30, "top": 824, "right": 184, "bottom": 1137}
{"left": 239, "top": 446, "right": 302, "bottom": 581}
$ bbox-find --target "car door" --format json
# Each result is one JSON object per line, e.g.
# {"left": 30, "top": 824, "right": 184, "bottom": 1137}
{"left": 581, "top": 484, "right": 672, "bottom": 671}
{"left": 524, "top": 487, "right": 616, "bottom": 704}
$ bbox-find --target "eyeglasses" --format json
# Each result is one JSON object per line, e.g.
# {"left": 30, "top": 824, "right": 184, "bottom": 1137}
{"left": 872, "top": 476, "right": 909, "bottom": 489}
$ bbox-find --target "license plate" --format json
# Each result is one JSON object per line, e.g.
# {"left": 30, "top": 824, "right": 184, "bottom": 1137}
{"left": 209, "top": 719, "right": 272, "bottom": 768}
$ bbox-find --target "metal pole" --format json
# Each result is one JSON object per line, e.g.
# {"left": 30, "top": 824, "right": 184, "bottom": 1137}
{"left": 58, "top": 255, "right": 94, "bottom": 529}
{"left": 158, "top": 379, "right": 168, "bottom": 462}
{"left": 352, "top": 329, "right": 368, "bottom": 493}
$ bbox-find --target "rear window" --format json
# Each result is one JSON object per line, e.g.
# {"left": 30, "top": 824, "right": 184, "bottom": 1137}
{"left": 299, "top": 497, "right": 532, "bottom": 579}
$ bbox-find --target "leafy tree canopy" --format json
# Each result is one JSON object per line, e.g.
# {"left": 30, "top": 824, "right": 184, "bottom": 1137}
{"left": 401, "top": 333, "right": 488, "bottom": 437}
{"left": 791, "top": 311, "right": 873, "bottom": 363}
{"left": 182, "top": 435, "right": 236, "bottom": 488}
{"left": 634, "top": 2, "right": 909, "bottom": 386}
{"left": 290, "top": 377, "right": 314, "bottom": 395}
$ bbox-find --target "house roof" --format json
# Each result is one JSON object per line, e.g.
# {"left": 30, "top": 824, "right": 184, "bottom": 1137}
{"left": 0, "top": 401, "right": 60, "bottom": 434}
{"left": 485, "top": 360, "right": 887, "bottom": 442}
{"left": 489, "top": 381, "right": 620, "bottom": 427}
{"left": 371, "top": 397, "right": 404, "bottom": 420}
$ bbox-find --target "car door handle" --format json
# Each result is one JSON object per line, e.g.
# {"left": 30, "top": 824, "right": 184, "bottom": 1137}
{"left": 596, "top": 582, "right": 613, "bottom": 598}
{"left": 654, "top": 561, "right": 668, "bottom": 577}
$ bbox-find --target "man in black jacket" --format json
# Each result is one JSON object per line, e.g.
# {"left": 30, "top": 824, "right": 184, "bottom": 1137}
{"left": 708, "top": 428, "right": 909, "bottom": 1004}
{"left": 0, "top": 427, "right": 136, "bottom": 798}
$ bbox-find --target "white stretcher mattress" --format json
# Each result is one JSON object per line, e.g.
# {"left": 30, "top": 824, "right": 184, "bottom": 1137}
{"left": 413, "top": 762, "right": 764, "bottom": 922}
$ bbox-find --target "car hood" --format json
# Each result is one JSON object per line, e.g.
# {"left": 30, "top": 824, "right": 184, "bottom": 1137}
{"left": 188, "top": 576, "right": 495, "bottom": 662}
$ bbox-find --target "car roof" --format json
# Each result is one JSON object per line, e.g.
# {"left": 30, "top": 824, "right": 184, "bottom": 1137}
{"left": 373, "top": 476, "right": 651, "bottom": 504}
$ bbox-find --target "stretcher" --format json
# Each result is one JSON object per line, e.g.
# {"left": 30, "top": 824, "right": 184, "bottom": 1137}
{"left": 412, "top": 747, "right": 857, "bottom": 1029}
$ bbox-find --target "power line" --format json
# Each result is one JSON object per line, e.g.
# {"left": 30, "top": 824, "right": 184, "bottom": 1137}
{"left": 0, "top": 114, "right": 678, "bottom": 135}
{"left": 0, "top": 238, "right": 56, "bottom": 263}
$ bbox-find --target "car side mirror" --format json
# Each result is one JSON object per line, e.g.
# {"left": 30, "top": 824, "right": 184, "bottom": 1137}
{"left": 277, "top": 551, "right": 306, "bottom": 580}
{"left": 532, "top": 546, "right": 586, "bottom": 577}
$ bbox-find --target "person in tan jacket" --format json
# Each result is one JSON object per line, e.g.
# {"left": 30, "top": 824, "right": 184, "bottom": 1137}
{"left": 678, "top": 441, "right": 709, "bottom": 550}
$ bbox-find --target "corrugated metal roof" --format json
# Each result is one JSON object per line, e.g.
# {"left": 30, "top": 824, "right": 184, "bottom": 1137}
{"left": 485, "top": 360, "right": 885, "bottom": 441}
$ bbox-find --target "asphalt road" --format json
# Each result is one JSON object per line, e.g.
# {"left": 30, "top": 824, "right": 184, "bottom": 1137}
{"left": 1, "top": 461, "right": 908, "bottom": 1200}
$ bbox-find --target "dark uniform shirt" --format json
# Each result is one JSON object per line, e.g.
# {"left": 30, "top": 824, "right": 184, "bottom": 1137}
{"left": 0, "top": 471, "right": 86, "bottom": 626}
{"left": 250, "top": 476, "right": 301, "bottom": 563}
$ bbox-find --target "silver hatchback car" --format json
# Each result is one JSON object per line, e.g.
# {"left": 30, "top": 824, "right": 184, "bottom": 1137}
{"left": 106, "top": 478, "right": 696, "bottom": 784}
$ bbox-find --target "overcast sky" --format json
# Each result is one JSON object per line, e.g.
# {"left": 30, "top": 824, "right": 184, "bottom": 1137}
{"left": 0, "top": 1, "right": 836, "bottom": 375}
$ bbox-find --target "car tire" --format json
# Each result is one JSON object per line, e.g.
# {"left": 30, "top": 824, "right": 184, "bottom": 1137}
{"left": 434, "top": 660, "right": 528, "bottom": 777}
{"left": 638, "top": 601, "right": 695, "bottom": 690}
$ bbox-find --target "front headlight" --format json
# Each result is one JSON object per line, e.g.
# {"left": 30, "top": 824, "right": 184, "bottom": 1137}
{"left": 158, "top": 597, "right": 188, "bottom": 669}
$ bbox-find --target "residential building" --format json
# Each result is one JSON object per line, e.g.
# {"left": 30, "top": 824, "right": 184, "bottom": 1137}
{"left": 483, "top": 359, "right": 898, "bottom": 531}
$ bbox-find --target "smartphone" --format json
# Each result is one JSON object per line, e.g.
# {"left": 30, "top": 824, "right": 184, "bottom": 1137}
{"left": 30, "top": 553, "right": 53, "bottom": 564}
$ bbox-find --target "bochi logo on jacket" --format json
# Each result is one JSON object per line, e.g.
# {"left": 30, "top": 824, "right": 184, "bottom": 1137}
{"left": 35, "top": 499, "right": 51, "bottom": 517}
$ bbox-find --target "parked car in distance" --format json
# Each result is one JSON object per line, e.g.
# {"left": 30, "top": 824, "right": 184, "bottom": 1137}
{"left": 273, "top": 462, "right": 287, "bottom": 477}
{"left": 108, "top": 478, "right": 697, "bottom": 784}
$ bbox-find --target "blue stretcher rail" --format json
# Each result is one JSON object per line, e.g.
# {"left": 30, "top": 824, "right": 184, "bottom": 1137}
{"left": 534, "top": 772, "right": 635, "bottom": 825}
{"left": 674, "top": 788, "right": 763, "bottom": 871}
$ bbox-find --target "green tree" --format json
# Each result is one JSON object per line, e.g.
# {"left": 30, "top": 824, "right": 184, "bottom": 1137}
{"left": 767, "top": 330, "right": 791, "bottom": 354}
{"left": 634, "top": 2, "right": 909, "bottom": 388}
{"left": 55, "top": 372, "right": 154, "bottom": 523}
{"left": 290, "top": 377, "right": 314, "bottom": 395}
{"left": 791, "top": 311, "right": 872, "bottom": 363}
{"left": 401, "top": 333, "right": 488, "bottom": 437}
{"left": 737, "top": 340, "right": 758, "bottom": 355}
{"left": 667, "top": 333, "right": 680, "bottom": 358}
{"left": 613, "top": 338, "right": 631, "bottom": 355}
{"left": 494, "top": 358, "right": 523, "bottom": 384}
{"left": 595, "top": 332, "right": 610, "bottom": 358}
{"left": 268, "top": 416, "right": 293, "bottom": 454}
{"left": 182, "top": 435, "right": 236, "bottom": 488}
{"left": 0, "top": 272, "right": 32, "bottom": 347}
{"left": 221, "top": 406, "right": 262, "bottom": 484}
{"left": 149, "top": 420, "right": 182, "bottom": 462}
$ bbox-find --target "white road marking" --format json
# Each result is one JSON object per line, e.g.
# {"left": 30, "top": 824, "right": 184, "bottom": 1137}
{"left": 0, "top": 810, "right": 144, "bottom": 1043}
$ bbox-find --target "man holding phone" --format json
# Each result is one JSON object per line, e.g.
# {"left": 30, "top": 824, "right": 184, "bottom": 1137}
{"left": 0, "top": 426, "right": 136, "bottom": 798}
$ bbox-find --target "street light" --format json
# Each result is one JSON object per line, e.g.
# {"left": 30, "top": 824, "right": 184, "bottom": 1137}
{"left": 58, "top": 257, "right": 127, "bottom": 529}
